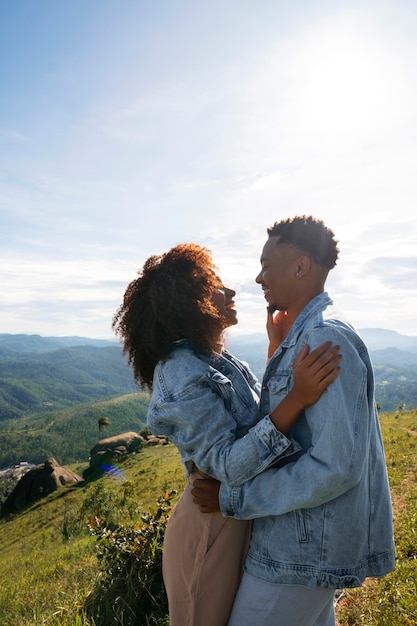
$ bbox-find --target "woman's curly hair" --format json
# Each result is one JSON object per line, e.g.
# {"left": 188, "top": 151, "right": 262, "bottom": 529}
{"left": 112, "top": 243, "right": 226, "bottom": 389}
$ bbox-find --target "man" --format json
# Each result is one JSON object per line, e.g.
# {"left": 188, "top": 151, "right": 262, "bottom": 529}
{"left": 192, "top": 215, "right": 395, "bottom": 626}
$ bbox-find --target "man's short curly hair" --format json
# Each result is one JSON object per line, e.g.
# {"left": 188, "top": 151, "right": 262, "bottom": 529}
{"left": 112, "top": 243, "right": 225, "bottom": 389}
{"left": 267, "top": 215, "right": 339, "bottom": 270}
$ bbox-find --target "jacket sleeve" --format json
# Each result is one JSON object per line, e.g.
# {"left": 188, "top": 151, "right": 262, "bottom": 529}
{"left": 147, "top": 359, "right": 302, "bottom": 486}
{"left": 219, "top": 327, "right": 372, "bottom": 517}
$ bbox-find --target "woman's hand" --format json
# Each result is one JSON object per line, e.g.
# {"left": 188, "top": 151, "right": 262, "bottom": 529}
{"left": 292, "top": 341, "right": 342, "bottom": 407}
{"left": 268, "top": 341, "right": 342, "bottom": 434}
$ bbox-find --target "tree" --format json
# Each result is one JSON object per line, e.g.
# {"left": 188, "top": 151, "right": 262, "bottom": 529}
{"left": 98, "top": 416, "right": 111, "bottom": 432}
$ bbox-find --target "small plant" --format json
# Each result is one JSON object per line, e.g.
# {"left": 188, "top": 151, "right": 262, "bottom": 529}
{"left": 121, "top": 479, "right": 140, "bottom": 520}
{"left": 83, "top": 490, "right": 176, "bottom": 625}
{"left": 61, "top": 498, "right": 85, "bottom": 541}
{"left": 79, "top": 482, "right": 116, "bottom": 525}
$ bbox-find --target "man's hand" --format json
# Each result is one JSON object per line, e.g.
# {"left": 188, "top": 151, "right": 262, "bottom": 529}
{"left": 267, "top": 309, "right": 293, "bottom": 358}
{"left": 191, "top": 477, "right": 221, "bottom": 513}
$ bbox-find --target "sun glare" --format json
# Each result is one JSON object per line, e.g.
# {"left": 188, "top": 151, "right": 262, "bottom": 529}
{"left": 290, "top": 23, "right": 396, "bottom": 140}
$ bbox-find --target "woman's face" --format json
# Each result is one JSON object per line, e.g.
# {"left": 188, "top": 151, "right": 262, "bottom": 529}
{"left": 211, "top": 284, "right": 238, "bottom": 328}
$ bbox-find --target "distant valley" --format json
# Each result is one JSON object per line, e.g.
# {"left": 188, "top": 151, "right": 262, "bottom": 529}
{"left": 0, "top": 330, "right": 416, "bottom": 469}
{"left": 227, "top": 327, "right": 417, "bottom": 414}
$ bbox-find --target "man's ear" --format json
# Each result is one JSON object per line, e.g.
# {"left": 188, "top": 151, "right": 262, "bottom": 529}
{"left": 295, "top": 255, "right": 311, "bottom": 278}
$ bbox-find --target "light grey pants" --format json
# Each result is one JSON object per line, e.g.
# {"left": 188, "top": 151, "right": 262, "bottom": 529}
{"left": 228, "top": 572, "right": 336, "bottom": 626}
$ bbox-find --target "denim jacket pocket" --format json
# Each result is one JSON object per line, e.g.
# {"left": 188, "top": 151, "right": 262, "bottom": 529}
{"left": 267, "top": 370, "right": 292, "bottom": 397}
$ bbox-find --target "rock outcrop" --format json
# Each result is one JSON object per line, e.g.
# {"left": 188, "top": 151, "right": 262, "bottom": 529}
{"left": 84, "top": 431, "right": 144, "bottom": 479}
{"left": 90, "top": 431, "right": 144, "bottom": 466}
{"left": 84, "top": 431, "right": 169, "bottom": 480}
{"left": 0, "top": 457, "right": 82, "bottom": 517}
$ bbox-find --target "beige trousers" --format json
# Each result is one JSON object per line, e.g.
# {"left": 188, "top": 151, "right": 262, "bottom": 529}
{"left": 162, "top": 479, "right": 251, "bottom": 626}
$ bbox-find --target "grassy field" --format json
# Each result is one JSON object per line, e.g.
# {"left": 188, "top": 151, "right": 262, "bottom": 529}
{"left": 0, "top": 410, "right": 416, "bottom": 626}
{"left": 336, "top": 409, "right": 417, "bottom": 626}
{"left": 0, "top": 444, "right": 184, "bottom": 626}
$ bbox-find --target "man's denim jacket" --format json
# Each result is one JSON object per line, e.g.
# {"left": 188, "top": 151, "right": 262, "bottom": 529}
{"left": 147, "top": 341, "right": 301, "bottom": 484}
{"left": 219, "top": 293, "right": 395, "bottom": 588}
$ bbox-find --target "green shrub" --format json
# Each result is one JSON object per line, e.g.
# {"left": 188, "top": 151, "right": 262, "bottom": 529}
{"left": 83, "top": 491, "right": 176, "bottom": 625}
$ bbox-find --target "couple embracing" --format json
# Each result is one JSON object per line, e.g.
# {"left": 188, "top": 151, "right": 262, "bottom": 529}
{"left": 113, "top": 215, "right": 395, "bottom": 626}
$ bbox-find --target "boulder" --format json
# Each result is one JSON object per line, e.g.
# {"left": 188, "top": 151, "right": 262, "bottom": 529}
{"left": 0, "top": 457, "right": 82, "bottom": 517}
{"left": 84, "top": 431, "right": 170, "bottom": 480}
{"left": 84, "top": 432, "right": 144, "bottom": 479}
{"left": 89, "top": 432, "right": 144, "bottom": 464}
{"left": 145, "top": 434, "right": 168, "bottom": 446}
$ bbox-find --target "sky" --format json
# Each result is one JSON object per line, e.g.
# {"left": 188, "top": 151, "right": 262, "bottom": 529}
{"left": 1, "top": 0, "right": 417, "bottom": 340}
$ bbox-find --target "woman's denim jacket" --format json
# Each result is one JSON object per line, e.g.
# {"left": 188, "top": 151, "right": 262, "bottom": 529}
{"left": 219, "top": 293, "right": 395, "bottom": 588}
{"left": 147, "top": 341, "right": 301, "bottom": 484}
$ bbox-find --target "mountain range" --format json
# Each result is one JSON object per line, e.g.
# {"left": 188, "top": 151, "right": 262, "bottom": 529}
{"left": 227, "top": 327, "right": 417, "bottom": 413}
{"left": 0, "top": 334, "right": 135, "bottom": 420}
{"left": 228, "top": 327, "right": 417, "bottom": 357}
{"left": 1, "top": 329, "right": 417, "bottom": 424}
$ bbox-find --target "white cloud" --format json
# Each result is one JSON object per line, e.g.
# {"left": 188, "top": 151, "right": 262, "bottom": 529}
{"left": 1, "top": 0, "right": 417, "bottom": 338}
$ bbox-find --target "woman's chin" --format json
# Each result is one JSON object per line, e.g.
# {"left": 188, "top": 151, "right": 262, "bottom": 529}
{"left": 225, "top": 310, "right": 238, "bottom": 327}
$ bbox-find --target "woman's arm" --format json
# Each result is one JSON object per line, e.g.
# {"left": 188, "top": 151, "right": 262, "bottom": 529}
{"left": 148, "top": 369, "right": 294, "bottom": 486}
{"left": 148, "top": 343, "right": 340, "bottom": 487}
{"left": 191, "top": 342, "right": 342, "bottom": 510}
{"left": 218, "top": 330, "right": 369, "bottom": 519}
{"left": 269, "top": 341, "right": 341, "bottom": 434}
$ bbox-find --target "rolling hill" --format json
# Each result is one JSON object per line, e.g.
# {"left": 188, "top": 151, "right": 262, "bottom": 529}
{"left": 0, "top": 335, "right": 137, "bottom": 420}
{"left": 0, "top": 327, "right": 416, "bottom": 445}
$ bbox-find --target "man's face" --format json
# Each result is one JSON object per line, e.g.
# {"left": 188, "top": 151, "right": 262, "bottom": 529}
{"left": 255, "top": 236, "right": 299, "bottom": 311}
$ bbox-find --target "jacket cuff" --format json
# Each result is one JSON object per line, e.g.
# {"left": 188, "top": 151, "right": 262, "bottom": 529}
{"left": 255, "top": 415, "right": 303, "bottom": 457}
{"left": 219, "top": 482, "right": 238, "bottom": 517}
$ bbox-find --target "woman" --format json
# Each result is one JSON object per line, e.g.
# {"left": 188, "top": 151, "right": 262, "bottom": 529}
{"left": 113, "top": 243, "right": 341, "bottom": 626}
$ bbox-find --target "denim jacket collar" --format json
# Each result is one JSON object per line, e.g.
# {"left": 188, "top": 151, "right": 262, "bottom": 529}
{"left": 285, "top": 292, "right": 332, "bottom": 345}
{"left": 264, "top": 292, "right": 332, "bottom": 379}
{"left": 278, "top": 292, "right": 333, "bottom": 348}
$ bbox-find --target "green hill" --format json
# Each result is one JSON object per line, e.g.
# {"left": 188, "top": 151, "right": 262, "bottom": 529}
{"left": 0, "top": 341, "right": 137, "bottom": 421}
{"left": 2, "top": 332, "right": 417, "bottom": 426}
{"left": 0, "top": 410, "right": 416, "bottom": 625}
{"left": 0, "top": 392, "right": 150, "bottom": 470}
{"left": 0, "top": 333, "right": 116, "bottom": 353}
